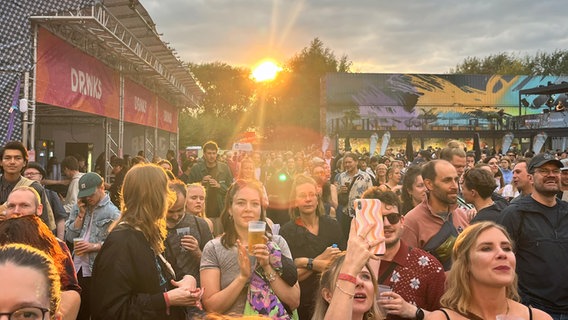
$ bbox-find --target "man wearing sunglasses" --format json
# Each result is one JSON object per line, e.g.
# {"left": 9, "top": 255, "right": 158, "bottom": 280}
{"left": 364, "top": 189, "right": 445, "bottom": 320}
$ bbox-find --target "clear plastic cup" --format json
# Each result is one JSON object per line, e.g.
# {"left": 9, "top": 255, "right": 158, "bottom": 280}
{"left": 248, "top": 221, "right": 266, "bottom": 254}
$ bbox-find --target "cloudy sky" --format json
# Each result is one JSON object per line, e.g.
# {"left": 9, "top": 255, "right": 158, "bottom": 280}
{"left": 144, "top": 0, "right": 568, "bottom": 73}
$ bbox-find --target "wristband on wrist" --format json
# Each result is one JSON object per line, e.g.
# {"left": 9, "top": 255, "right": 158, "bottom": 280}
{"left": 163, "top": 292, "right": 171, "bottom": 315}
{"left": 338, "top": 273, "right": 357, "bottom": 284}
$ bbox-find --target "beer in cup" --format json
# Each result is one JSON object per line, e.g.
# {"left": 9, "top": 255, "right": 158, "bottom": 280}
{"left": 248, "top": 221, "right": 266, "bottom": 254}
{"left": 73, "top": 238, "right": 83, "bottom": 256}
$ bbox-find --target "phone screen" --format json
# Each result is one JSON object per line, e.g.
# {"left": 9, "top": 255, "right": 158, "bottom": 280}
{"left": 354, "top": 199, "right": 386, "bottom": 256}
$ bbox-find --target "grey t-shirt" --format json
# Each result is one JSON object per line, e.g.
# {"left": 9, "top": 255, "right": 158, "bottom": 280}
{"left": 200, "top": 234, "right": 292, "bottom": 315}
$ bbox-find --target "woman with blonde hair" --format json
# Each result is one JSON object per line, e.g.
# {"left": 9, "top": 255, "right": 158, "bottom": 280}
{"left": 312, "top": 221, "right": 384, "bottom": 320}
{"left": 186, "top": 183, "right": 214, "bottom": 234}
{"left": 91, "top": 164, "right": 202, "bottom": 320}
{"left": 427, "top": 221, "right": 551, "bottom": 320}
{"left": 378, "top": 167, "right": 402, "bottom": 195}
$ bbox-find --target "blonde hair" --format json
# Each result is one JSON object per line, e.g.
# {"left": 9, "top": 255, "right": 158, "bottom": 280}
{"left": 186, "top": 183, "right": 207, "bottom": 218}
{"left": 312, "top": 254, "right": 383, "bottom": 320}
{"left": 440, "top": 221, "right": 520, "bottom": 314}
{"left": 117, "top": 164, "right": 175, "bottom": 253}
{"left": 10, "top": 186, "right": 41, "bottom": 207}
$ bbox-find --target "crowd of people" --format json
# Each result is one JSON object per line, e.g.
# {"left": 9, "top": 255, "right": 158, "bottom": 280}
{"left": 0, "top": 138, "right": 567, "bottom": 320}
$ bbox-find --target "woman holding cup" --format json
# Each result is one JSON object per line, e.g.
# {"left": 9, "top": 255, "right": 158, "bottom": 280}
{"left": 200, "top": 179, "right": 300, "bottom": 317}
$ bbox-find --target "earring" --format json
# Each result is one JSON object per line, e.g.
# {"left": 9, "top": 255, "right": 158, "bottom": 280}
{"left": 228, "top": 215, "right": 233, "bottom": 220}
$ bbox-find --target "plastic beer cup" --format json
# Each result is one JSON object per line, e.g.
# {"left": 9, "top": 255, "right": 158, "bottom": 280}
{"left": 248, "top": 221, "right": 266, "bottom": 254}
{"left": 73, "top": 238, "right": 83, "bottom": 256}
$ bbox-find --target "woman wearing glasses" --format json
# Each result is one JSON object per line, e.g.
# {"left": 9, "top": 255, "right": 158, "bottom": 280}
{"left": 0, "top": 243, "right": 62, "bottom": 320}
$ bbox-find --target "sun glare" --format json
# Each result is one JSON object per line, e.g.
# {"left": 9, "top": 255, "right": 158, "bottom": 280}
{"left": 252, "top": 60, "right": 282, "bottom": 82}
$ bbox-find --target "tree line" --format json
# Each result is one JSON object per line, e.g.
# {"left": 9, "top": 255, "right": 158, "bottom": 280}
{"left": 180, "top": 41, "right": 568, "bottom": 149}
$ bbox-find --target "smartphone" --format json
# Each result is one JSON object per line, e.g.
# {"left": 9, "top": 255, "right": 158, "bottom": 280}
{"left": 354, "top": 199, "right": 385, "bottom": 256}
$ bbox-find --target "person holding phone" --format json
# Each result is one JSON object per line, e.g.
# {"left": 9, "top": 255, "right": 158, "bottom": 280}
{"left": 65, "top": 172, "right": 120, "bottom": 320}
{"left": 363, "top": 188, "right": 445, "bottom": 320}
{"left": 280, "top": 174, "right": 347, "bottom": 320}
{"left": 312, "top": 221, "right": 384, "bottom": 320}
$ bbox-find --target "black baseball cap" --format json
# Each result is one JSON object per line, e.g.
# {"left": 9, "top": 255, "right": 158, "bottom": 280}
{"left": 528, "top": 153, "right": 564, "bottom": 173}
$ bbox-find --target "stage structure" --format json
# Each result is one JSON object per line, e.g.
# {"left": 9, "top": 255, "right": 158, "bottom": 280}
{"left": 0, "top": 0, "right": 204, "bottom": 180}
{"left": 321, "top": 73, "right": 568, "bottom": 153}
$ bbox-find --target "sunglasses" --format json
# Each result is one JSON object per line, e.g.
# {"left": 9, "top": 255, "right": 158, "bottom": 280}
{"left": 383, "top": 213, "right": 402, "bottom": 224}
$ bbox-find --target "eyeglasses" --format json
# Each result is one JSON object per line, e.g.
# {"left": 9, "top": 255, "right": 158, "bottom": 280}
{"left": 0, "top": 306, "right": 50, "bottom": 320}
{"left": 383, "top": 213, "right": 402, "bottom": 225}
{"left": 24, "top": 172, "right": 41, "bottom": 177}
{"left": 534, "top": 168, "right": 561, "bottom": 176}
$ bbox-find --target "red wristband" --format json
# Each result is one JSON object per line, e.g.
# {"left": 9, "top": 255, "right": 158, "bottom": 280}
{"left": 163, "top": 292, "right": 171, "bottom": 315}
{"left": 338, "top": 273, "right": 357, "bottom": 284}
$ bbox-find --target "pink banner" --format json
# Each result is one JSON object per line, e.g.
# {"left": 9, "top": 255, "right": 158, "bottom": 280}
{"left": 157, "top": 97, "right": 178, "bottom": 133}
{"left": 36, "top": 28, "right": 120, "bottom": 119}
{"left": 124, "top": 79, "right": 156, "bottom": 127}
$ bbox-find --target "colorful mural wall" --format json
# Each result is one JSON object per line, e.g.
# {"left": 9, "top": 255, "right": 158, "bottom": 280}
{"left": 323, "top": 73, "right": 568, "bottom": 134}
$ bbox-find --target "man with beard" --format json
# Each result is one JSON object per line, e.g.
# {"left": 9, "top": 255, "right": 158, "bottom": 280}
{"left": 364, "top": 189, "right": 445, "bottom": 320}
{"left": 500, "top": 153, "right": 568, "bottom": 319}
{"left": 188, "top": 141, "right": 233, "bottom": 235}
{"left": 401, "top": 160, "right": 469, "bottom": 270}
{"left": 164, "top": 181, "right": 213, "bottom": 286}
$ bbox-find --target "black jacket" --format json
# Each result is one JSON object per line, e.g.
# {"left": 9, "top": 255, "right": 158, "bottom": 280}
{"left": 500, "top": 196, "right": 568, "bottom": 314}
{"left": 91, "top": 224, "right": 189, "bottom": 320}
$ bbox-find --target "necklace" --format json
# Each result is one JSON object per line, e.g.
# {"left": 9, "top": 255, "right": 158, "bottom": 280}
{"left": 463, "top": 300, "right": 509, "bottom": 320}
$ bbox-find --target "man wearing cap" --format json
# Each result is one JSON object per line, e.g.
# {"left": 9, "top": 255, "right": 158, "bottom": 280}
{"left": 65, "top": 172, "right": 120, "bottom": 320}
{"left": 500, "top": 153, "right": 568, "bottom": 319}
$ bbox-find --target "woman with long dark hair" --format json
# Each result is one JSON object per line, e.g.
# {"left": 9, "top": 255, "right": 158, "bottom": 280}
{"left": 400, "top": 166, "right": 427, "bottom": 215}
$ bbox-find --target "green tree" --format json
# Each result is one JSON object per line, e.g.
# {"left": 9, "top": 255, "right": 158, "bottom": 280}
{"left": 266, "top": 38, "right": 351, "bottom": 147}
{"left": 450, "top": 52, "right": 531, "bottom": 75}
{"left": 451, "top": 50, "right": 568, "bottom": 75}
{"left": 179, "top": 62, "right": 255, "bottom": 148}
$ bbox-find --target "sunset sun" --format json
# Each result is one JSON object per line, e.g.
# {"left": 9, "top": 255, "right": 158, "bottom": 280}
{"left": 251, "top": 60, "right": 282, "bottom": 82}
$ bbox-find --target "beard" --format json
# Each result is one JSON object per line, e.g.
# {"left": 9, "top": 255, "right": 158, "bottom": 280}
{"left": 534, "top": 182, "right": 560, "bottom": 197}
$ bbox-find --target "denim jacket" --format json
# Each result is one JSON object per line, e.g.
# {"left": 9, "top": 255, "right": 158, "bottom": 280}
{"left": 65, "top": 192, "right": 120, "bottom": 272}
